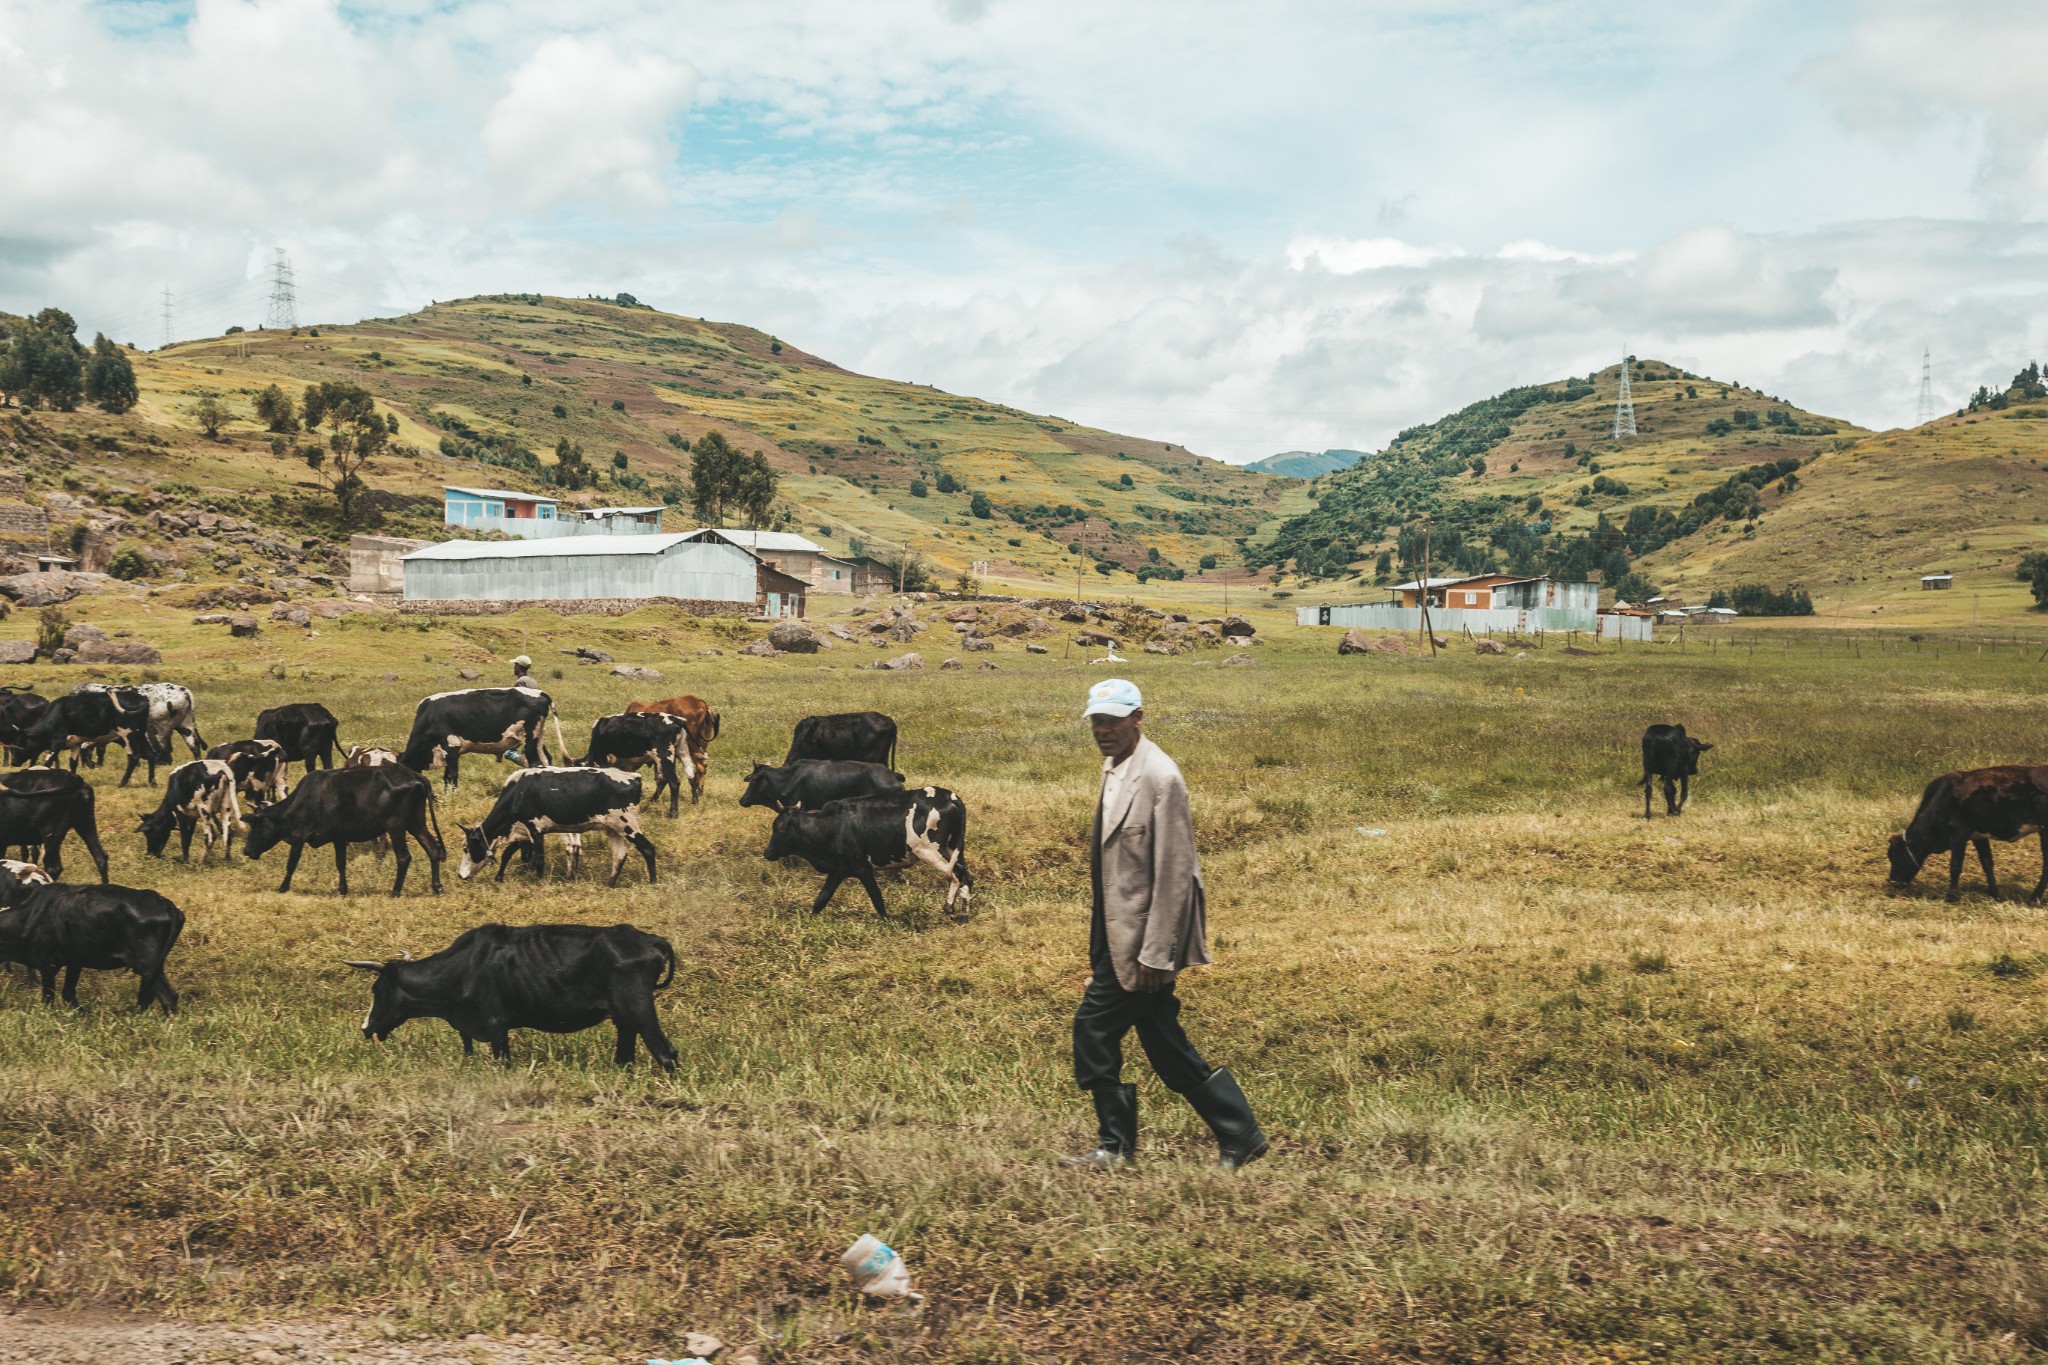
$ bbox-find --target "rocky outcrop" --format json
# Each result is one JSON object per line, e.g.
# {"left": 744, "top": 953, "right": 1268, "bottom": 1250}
{"left": 768, "top": 621, "right": 823, "bottom": 654}
{"left": 1338, "top": 628, "right": 1373, "bottom": 655}
{"left": 72, "top": 639, "right": 162, "bottom": 665}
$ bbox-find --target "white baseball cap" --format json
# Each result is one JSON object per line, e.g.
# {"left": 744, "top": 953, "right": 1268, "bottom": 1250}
{"left": 1083, "top": 677, "right": 1142, "bottom": 718}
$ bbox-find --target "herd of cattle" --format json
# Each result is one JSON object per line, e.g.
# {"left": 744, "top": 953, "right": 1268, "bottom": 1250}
{"left": 0, "top": 681, "right": 969, "bottom": 1066}
{"left": 0, "top": 677, "right": 2038, "bottom": 1069}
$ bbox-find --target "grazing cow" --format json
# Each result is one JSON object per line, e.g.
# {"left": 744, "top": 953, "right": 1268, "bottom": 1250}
{"left": 0, "top": 875, "right": 184, "bottom": 1012}
{"left": 581, "top": 712, "right": 690, "bottom": 817}
{"left": 344, "top": 922, "right": 678, "bottom": 1069}
{"left": 764, "top": 786, "right": 973, "bottom": 919}
{"left": 457, "top": 767, "right": 655, "bottom": 886}
{"left": 1640, "top": 724, "right": 1714, "bottom": 818}
{"left": 0, "top": 769, "right": 110, "bottom": 883}
{"left": 20, "top": 689, "right": 150, "bottom": 777}
{"left": 399, "top": 686, "right": 562, "bottom": 789}
{"left": 137, "top": 760, "right": 242, "bottom": 862}
{"left": 739, "top": 759, "right": 904, "bottom": 813}
{"left": 785, "top": 711, "right": 897, "bottom": 768}
{"left": 1887, "top": 765, "right": 2048, "bottom": 902}
{"left": 72, "top": 682, "right": 207, "bottom": 784}
{"left": 345, "top": 745, "right": 400, "bottom": 767}
{"left": 208, "top": 738, "right": 290, "bottom": 807}
{"left": 0, "top": 688, "right": 49, "bottom": 764}
{"left": 625, "top": 696, "right": 720, "bottom": 804}
{"left": 254, "top": 702, "right": 343, "bottom": 777}
{"left": 242, "top": 765, "right": 444, "bottom": 897}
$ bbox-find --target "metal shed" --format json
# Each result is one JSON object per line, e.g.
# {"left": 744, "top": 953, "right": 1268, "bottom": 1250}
{"left": 402, "top": 533, "right": 760, "bottom": 603}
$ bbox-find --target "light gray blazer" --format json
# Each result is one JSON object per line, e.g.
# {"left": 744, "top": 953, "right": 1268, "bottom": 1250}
{"left": 1092, "top": 735, "right": 1210, "bottom": 991}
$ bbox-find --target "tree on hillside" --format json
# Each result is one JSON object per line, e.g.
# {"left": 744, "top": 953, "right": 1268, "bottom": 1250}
{"left": 689, "top": 430, "right": 778, "bottom": 526}
{"left": 253, "top": 384, "right": 298, "bottom": 432}
{"left": 193, "top": 394, "right": 231, "bottom": 439}
{"left": 83, "top": 335, "right": 137, "bottom": 413}
{"left": 299, "top": 381, "right": 389, "bottom": 523}
{"left": 551, "top": 437, "right": 594, "bottom": 490}
{"left": 0, "top": 309, "right": 86, "bottom": 411}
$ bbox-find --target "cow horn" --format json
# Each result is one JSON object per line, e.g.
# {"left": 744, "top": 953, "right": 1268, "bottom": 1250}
{"left": 340, "top": 959, "right": 384, "bottom": 971}
{"left": 398, "top": 950, "right": 412, "bottom": 960}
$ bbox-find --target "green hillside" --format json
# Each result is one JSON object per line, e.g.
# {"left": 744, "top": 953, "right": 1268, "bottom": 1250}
{"left": 8, "top": 294, "right": 1297, "bottom": 589}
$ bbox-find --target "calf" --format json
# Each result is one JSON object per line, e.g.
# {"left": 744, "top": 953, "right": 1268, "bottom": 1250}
{"left": 345, "top": 922, "right": 678, "bottom": 1069}
{"left": 20, "top": 689, "right": 150, "bottom": 778}
{"left": 0, "top": 875, "right": 183, "bottom": 1012}
{"left": 0, "top": 688, "right": 49, "bottom": 764}
{"left": 739, "top": 759, "right": 904, "bottom": 813}
{"left": 785, "top": 710, "right": 897, "bottom": 768}
{"left": 1887, "top": 765, "right": 2048, "bottom": 902}
{"left": 208, "top": 738, "right": 290, "bottom": 807}
{"left": 345, "top": 745, "right": 400, "bottom": 767}
{"left": 458, "top": 767, "right": 656, "bottom": 886}
{"left": 0, "top": 769, "right": 110, "bottom": 884}
{"left": 764, "top": 786, "right": 973, "bottom": 919}
{"left": 138, "top": 760, "right": 242, "bottom": 863}
{"left": 625, "top": 695, "right": 720, "bottom": 804}
{"left": 254, "top": 702, "right": 343, "bottom": 777}
{"left": 72, "top": 682, "right": 207, "bottom": 784}
{"left": 242, "top": 765, "right": 444, "bottom": 897}
{"left": 581, "top": 712, "right": 690, "bottom": 817}
{"left": 1640, "top": 724, "right": 1713, "bottom": 818}
{"left": 399, "top": 686, "right": 563, "bottom": 789}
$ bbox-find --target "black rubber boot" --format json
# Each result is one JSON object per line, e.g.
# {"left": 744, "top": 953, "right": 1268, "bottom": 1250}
{"left": 1060, "top": 1084, "right": 1137, "bottom": 1170}
{"left": 1185, "top": 1066, "right": 1268, "bottom": 1169}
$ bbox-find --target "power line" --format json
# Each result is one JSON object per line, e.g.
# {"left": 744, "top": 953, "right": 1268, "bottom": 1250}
{"left": 264, "top": 248, "right": 298, "bottom": 331}
{"left": 1612, "top": 348, "right": 1636, "bottom": 439}
{"left": 1916, "top": 346, "right": 1935, "bottom": 424}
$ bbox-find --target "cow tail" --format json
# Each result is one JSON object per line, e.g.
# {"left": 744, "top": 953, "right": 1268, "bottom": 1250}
{"left": 710, "top": 709, "right": 721, "bottom": 743}
{"left": 549, "top": 706, "right": 568, "bottom": 767}
{"left": 654, "top": 938, "right": 677, "bottom": 991}
{"left": 424, "top": 788, "right": 446, "bottom": 859}
{"left": 943, "top": 794, "right": 967, "bottom": 862}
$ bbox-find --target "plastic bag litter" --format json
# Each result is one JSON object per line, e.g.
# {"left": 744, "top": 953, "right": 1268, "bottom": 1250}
{"left": 1356, "top": 826, "right": 1388, "bottom": 837}
{"left": 843, "top": 1233, "right": 922, "bottom": 1301}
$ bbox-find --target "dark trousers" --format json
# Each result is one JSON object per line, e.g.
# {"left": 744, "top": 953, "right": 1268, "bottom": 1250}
{"left": 1072, "top": 971, "right": 1212, "bottom": 1094}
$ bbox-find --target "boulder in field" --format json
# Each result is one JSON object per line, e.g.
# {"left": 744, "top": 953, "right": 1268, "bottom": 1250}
{"left": 1370, "top": 634, "right": 1409, "bottom": 655}
{"left": 940, "top": 658, "right": 963, "bottom": 670}
{"left": 0, "top": 570, "right": 108, "bottom": 608}
{"left": 611, "top": 665, "right": 663, "bottom": 681}
{"left": 768, "top": 621, "right": 823, "bottom": 654}
{"left": 944, "top": 604, "right": 980, "bottom": 623}
{"left": 459, "top": 668, "right": 482, "bottom": 680}
{"left": 73, "top": 639, "right": 162, "bottom": 665}
{"left": 1222, "top": 652, "right": 1253, "bottom": 666}
{"left": 1220, "top": 613, "right": 1255, "bottom": 636}
{"left": 962, "top": 637, "right": 995, "bottom": 652}
{"left": 0, "top": 640, "right": 36, "bottom": 664}
{"left": 1025, "top": 642, "right": 1049, "bottom": 654}
{"left": 1474, "top": 639, "right": 1508, "bottom": 655}
{"left": 229, "top": 615, "right": 260, "bottom": 638}
{"left": 884, "top": 651, "right": 924, "bottom": 670}
{"left": 1338, "top": 628, "right": 1372, "bottom": 655}
{"left": 62, "top": 623, "right": 108, "bottom": 648}
{"left": 1142, "top": 638, "right": 1180, "bottom": 655}
{"left": 740, "top": 639, "right": 780, "bottom": 658}
{"left": 977, "top": 660, "right": 999, "bottom": 671}
{"left": 886, "top": 618, "right": 923, "bottom": 642}
{"left": 828, "top": 623, "right": 860, "bottom": 642}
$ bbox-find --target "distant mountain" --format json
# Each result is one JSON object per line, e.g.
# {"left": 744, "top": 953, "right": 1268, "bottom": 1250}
{"left": 1243, "top": 448, "right": 1366, "bottom": 478}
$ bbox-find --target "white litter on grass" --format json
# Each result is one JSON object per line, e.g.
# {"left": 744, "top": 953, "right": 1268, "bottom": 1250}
{"left": 844, "top": 1233, "right": 922, "bottom": 1301}
{"left": 1356, "top": 826, "right": 1388, "bottom": 837}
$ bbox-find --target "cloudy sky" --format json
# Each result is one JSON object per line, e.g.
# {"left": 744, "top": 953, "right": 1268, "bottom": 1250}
{"left": 3, "top": 1, "right": 2045, "bottom": 460}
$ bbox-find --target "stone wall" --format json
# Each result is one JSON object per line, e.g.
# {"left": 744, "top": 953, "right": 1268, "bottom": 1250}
{"left": 0, "top": 503, "right": 49, "bottom": 541}
{"left": 348, "top": 535, "right": 429, "bottom": 594}
{"left": 396, "top": 595, "right": 758, "bottom": 619}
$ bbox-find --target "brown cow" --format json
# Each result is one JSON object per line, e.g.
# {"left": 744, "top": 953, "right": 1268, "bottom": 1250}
{"left": 1887, "top": 765, "right": 2048, "bottom": 902}
{"left": 624, "top": 697, "right": 720, "bottom": 804}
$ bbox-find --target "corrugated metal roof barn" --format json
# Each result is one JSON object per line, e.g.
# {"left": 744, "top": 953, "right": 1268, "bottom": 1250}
{"left": 402, "top": 533, "right": 760, "bottom": 603}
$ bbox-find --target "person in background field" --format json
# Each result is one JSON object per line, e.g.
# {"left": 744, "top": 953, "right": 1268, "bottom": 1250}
{"left": 510, "top": 654, "right": 536, "bottom": 688}
{"left": 1063, "top": 677, "right": 1268, "bottom": 1171}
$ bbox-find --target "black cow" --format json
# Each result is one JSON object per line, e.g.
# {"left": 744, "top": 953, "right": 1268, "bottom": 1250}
{"left": 208, "top": 738, "right": 290, "bottom": 807}
{"left": 785, "top": 711, "right": 897, "bottom": 768}
{"left": 0, "top": 873, "right": 184, "bottom": 1012}
{"left": 0, "top": 688, "right": 48, "bottom": 764}
{"left": 20, "top": 689, "right": 150, "bottom": 778}
{"left": 254, "top": 702, "right": 342, "bottom": 777}
{"left": 0, "top": 769, "right": 109, "bottom": 884}
{"left": 345, "top": 923, "right": 678, "bottom": 1069}
{"left": 138, "top": 759, "right": 242, "bottom": 862}
{"left": 242, "top": 765, "right": 444, "bottom": 897}
{"left": 580, "top": 712, "right": 689, "bottom": 817}
{"left": 764, "top": 786, "right": 973, "bottom": 919}
{"left": 399, "top": 686, "right": 561, "bottom": 789}
{"left": 739, "top": 759, "right": 904, "bottom": 813}
{"left": 72, "top": 682, "right": 207, "bottom": 784}
{"left": 1887, "top": 765, "right": 2048, "bottom": 902}
{"left": 458, "top": 767, "right": 657, "bottom": 886}
{"left": 1640, "top": 724, "right": 1713, "bottom": 818}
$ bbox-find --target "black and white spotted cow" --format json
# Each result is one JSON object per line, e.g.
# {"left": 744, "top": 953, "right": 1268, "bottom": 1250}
{"left": 72, "top": 682, "right": 208, "bottom": 785}
{"left": 458, "top": 767, "right": 656, "bottom": 887}
{"left": 344, "top": 745, "right": 400, "bottom": 768}
{"left": 137, "top": 760, "right": 242, "bottom": 863}
{"left": 580, "top": 712, "right": 691, "bottom": 817}
{"left": 763, "top": 786, "right": 973, "bottom": 919}
{"left": 208, "top": 738, "right": 290, "bottom": 807}
{"left": 399, "top": 686, "right": 562, "bottom": 789}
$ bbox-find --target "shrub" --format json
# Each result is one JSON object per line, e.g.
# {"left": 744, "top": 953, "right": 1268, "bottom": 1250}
{"left": 970, "top": 492, "right": 992, "bottom": 519}
{"left": 1200, "top": 553, "right": 1218, "bottom": 570}
{"left": 36, "top": 606, "right": 70, "bottom": 657}
{"left": 107, "top": 546, "right": 152, "bottom": 581}
{"left": 909, "top": 479, "right": 928, "bottom": 498}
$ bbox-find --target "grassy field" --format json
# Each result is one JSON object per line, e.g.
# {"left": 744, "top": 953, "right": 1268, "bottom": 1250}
{"left": 3, "top": 603, "right": 2048, "bottom": 1362}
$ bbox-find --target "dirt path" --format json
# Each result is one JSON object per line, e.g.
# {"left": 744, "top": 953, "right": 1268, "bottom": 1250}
{"left": 0, "top": 1309, "right": 635, "bottom": 1364}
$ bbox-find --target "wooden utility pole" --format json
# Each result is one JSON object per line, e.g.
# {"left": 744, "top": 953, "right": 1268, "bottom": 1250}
{"left": 1418, "top": 520, "right": 1438, "bottom": 658}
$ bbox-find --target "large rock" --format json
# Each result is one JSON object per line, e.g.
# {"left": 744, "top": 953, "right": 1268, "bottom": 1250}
{"left": 740, "top": 639, "right": 780, "bottom": 658}
{"left": 1474, "top": 638, "right": 1508, "bottom": 655}
{"left": 940, "top": 657, "right": 963, "bottom": 670}
{"left": 1338, "top": 628, "right": 1373, "bottom": 656}
{"left": 72, "top": 639, "right": 162, "bottom": 665}
{"left": 962, "top": 636, "right": 995, "bottom": 652}
{"left": 1222, "top": 651, "right": 1254, "bottom": 667}
{"left": 884, "top": 651, "right": 924, "bottom": 670}
{"left": 1370, "top": 633, "right": 1410, "bottom": 655}
{"left": 886, "top": 618, "right": 923, "bottom": 643}
{"left": 1142, "top": 638, "right": 1180, "bottom": 655}
{"left": 0, "top": 640, "right": 36, "bottom": 664}
{"left": 62, "top": 623, "right": 108, "bottom": 648}
{"left": 1220, "top": 614, "right": 1255, "bottom": 636}
{"left": 0, "top": 571, "right": 108, "bottom": 608}
{"left": 768, "top": 621, "right": 823, "bottom": 654}
{"left": 611, "top": 664, "right": 664, "bottom": 681}
{"left": 1076, "top": 629, "right": 1119, "bottom": 647}
{"left": 827, "top": 623, "right": 860, "bottom": 642}
{"left": 229, "top": 614, "right": 260, "bottom": 638}
{"left": 944, "top": 604, "right": 980, "bottom": 623}
{"left": 1025, "top": 642, "right": 1049, "bottom": 654}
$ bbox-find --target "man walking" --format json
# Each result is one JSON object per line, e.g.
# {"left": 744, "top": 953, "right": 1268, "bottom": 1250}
{"left": 1064, "top": 677, "right": 1268, "bottom": 1171}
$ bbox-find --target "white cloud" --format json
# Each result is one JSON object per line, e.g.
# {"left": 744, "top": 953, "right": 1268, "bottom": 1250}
{"left": 482, "top": 35, "right": 694, "bottom": 209}
{"left": 1286, "top": 236, "right": 1463, "bottom": 273}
